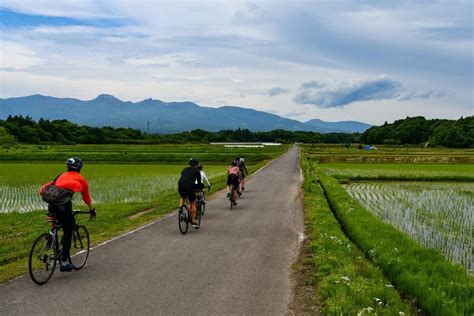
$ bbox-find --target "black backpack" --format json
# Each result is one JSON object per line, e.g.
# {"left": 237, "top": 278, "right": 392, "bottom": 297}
{"left": 41, "top": 173, "right": 74, "bottom": 205}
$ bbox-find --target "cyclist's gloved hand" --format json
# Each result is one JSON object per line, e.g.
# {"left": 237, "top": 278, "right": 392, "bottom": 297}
{"left": 89, "top": 208, "right": 96, "bottom": 220}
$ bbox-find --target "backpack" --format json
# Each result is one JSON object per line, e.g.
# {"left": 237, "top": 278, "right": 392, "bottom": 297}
{"left": 41, "top": 174, "right": 74, "bottom": 205}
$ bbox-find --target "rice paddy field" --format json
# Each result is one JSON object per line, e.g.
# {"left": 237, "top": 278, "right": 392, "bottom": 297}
{"left": 344, "top": 181, "right": 473, "bottom": 273}
{"left": 0, "top": 163, "right": 227, "bottom": 213}
{"left": 301, "top": 145, "right": 474, "bottom": 314}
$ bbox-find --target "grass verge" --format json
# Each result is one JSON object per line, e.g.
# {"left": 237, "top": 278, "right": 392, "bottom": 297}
{"left": 301, "top": 158, "right": 413, "bottom": 315}
{"left": 318, "top": 172, "right": 474, "bottom": 315}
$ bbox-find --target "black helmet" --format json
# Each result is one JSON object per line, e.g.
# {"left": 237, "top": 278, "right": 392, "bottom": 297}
{"left": 188, "top": 158, "right": 199, "bottom": 167}
{"left": 66, "top": 157, "right": 83, "bottom": 171}
{"left": 231, "top": 160, "right": 238, "bottom": 166}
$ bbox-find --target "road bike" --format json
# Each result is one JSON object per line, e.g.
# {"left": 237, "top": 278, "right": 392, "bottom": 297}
{"left": 28, "top": 210, "right": 95, "bottom": 285}
{"left": 178, "top": 196, "right": 201, "bottom": 235}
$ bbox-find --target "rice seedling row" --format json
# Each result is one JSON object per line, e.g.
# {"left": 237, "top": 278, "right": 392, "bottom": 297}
{"left": 344, "top": 182, "right": 473, "bottom": 273}
{"left": 0, "top": 163, "right": 226, "bottom": 213}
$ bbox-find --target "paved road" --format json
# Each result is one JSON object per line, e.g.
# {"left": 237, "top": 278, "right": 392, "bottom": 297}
{"left": 0, "top": 146, "right": 304, "bottom": 315}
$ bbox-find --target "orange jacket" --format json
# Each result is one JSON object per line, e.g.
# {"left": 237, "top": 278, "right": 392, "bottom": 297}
{"left": 40, "top": 171, "right": 92, "bottom": 205}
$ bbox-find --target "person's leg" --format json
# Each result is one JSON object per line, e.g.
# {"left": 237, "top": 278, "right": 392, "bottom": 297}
{"left": 188, "top": 190, "right": 197, "bottom": 223}
{"left": 190, "top": 202, "right": 196, "bottom": 222}
{"left": 61, "top": 202, "right": 73, "bottom": 262}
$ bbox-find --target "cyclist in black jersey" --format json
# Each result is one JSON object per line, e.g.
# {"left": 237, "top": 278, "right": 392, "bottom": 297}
{"left": 178, "top": 158, "right": 202, "bottom": 227}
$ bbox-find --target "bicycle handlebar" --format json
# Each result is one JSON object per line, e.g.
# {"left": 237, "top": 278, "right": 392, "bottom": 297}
{"left": 73, "top": 209, "right": 96, "bottom": 221}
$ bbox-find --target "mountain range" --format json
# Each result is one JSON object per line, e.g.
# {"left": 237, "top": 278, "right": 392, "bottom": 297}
{"left": 0, "top": 94, "right": 371, "bottom": 133}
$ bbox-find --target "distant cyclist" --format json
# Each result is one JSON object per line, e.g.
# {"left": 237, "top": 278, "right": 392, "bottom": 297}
{"left": 39, "top": 157, "right": 95, "bottom": 272}
{"left": 227, "top": 160, "right": 240, "bottom": 205}
{"left": 178, "top": 158, "right": 202, "bottom": 227}
{"left": 196, "top": 164, "right": 211, "bottom": 202}
{"left": 237, "top": 157, "right": 248, "bottom": 191}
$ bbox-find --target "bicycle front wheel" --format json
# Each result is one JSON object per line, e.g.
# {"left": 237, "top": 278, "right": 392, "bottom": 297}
{"left": 178, "top": 206, "right": 189, "bottom": 235}
{"left": 70, "top": 225, "right": 90, "bottom": 270}
{"left": 29, "top": 233, "right": 57, "bottom": 285}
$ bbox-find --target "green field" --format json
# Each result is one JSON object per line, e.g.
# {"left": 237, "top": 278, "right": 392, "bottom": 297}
{"left": 321, "top": 163, "right": 474, "bottom": 181}
{"left": 0, "top": 143, "right": 286, "bottom": 163}
{"left": 0, "top": 143, "right": 288, "bottom": 283}
{"left": 301, "top": 146, "right": 474, "bottom": 315}
{"left": 344, "top": 181, "right": 473, "bottom": 272}
{"left": 0, "top": 163, "right": 226, "bottom": 213}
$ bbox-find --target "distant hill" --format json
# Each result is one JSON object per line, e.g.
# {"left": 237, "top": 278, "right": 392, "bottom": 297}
{"left": 0, "top": 94, "right": 371, "bottom": 133}
{"left": 305, "top": 119, "right": 371, "bottom": 133}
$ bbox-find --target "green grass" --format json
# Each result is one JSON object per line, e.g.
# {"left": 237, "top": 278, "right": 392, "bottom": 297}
{"left": 0, "top": 144, "right": 289, "bottom": 164}
{"left": 301, "top": 158, "right": 413, "bottom": 315}
{"left": 318, "top": 173, "right": 474, "bottom": 315}
{"left": 320, "top": 163, "right": 474, "bottom": 181}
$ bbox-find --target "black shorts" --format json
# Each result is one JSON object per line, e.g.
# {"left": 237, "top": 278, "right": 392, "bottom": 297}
{"left": 178, "top": 187, "right": 197, "bottom": 202}
{"left": 227, "top": 174, "right": 239, "bottom": 190}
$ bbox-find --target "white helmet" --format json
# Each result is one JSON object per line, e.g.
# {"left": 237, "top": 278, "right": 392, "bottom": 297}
{"left": 239, "top": 157, "right": 245, "bottom": 163}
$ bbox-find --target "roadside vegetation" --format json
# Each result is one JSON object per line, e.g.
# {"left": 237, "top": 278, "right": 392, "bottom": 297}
{"left": 301, "top": 158, "right": 413, "bottom": 315}
{"left": 0, "top": 144, "right": 287, "bottom": 282}
{"left": 300, "top": 145, "right": 473, "bottom": 315}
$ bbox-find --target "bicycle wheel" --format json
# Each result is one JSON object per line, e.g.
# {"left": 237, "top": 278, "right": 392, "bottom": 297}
{"left": 70, "top": 225, "right": 90, "bottom": 270}
{"left": 178, "top": 206, "right": 189, "bottom": 235}
{"left": 29, "top": 233, "right": 57, "bottom": 285}
{"left": 200, "top": 202, "right": 206, "bottom": 216}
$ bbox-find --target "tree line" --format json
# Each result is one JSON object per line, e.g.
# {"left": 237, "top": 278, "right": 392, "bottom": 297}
{"left": 0, "top": 115, "right": 359, "bottom": 145}
{"left": 0, "top": 115, "right": 472, "bottom": 147}
{"left": 361, "top": 116, "right": 473, "bottom": 148}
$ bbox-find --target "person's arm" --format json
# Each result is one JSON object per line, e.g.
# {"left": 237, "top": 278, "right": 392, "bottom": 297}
{"left": 79, "top": 177, "right": 93, "bottom": 209}
{"left": 196, "top": 170, "right": 202, "bottom": 186}
{"left": 38, "top": 181, "right": 53, "bottom": 194}
{"left": 244, "top": 165, "right": 248, "bottom": 175}
{"left": 202, "top": 172, "right": 210, "bottom": 187}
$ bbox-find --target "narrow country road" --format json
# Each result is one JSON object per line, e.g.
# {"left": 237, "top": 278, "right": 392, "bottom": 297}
{"left": 0, "top": 146, "right": 304, "bottom": 315}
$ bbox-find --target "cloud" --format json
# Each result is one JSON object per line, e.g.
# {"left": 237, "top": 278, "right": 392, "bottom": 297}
{"left": 293, "top": 76, "right": 448, "bottom": 108}
{"left": 300, "top": 80, "right": 326, "bottom": 89}
{"left": 268, "top": 87, "right": 289, "bottom": 96}
{"left": 124, "top": 53, "right": 200, "bottom": 68}
{"left": 0, "top": 42, "right": 43, "bottom": 69}
{"left": 293, "top": 76, "right": 404, "bottom": 107}
{"left": 398, "top": 90, "right": 447, "bottom": 101}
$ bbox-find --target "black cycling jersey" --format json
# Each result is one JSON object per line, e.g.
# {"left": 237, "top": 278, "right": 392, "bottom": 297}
{"left": 178, "top": 167, "right": 202, "bottom": 189}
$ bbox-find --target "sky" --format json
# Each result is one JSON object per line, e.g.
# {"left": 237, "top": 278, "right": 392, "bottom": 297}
{"left": 0, "top": 0, "right": 472, "bottom": 125}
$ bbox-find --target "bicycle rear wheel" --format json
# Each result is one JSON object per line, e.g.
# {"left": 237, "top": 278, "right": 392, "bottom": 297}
{"left": 178, "top": 206, "right": 189, "bottom": 235}
{"left": 70, "top": 225, "right": 90, "bottom": 270}
{"left": 29, "top": 233, "right": 57, "bottom": 285}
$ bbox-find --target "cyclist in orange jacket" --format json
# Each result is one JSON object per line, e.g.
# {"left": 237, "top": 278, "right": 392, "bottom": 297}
{"left": 39, "top": 157, "right": 94, "bottom": 272}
